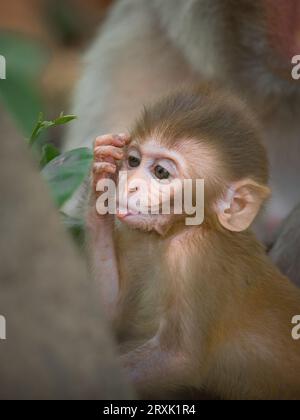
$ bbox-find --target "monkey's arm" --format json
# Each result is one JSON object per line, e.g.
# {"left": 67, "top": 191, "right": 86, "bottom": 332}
{"left": 87, "top": 212, "right": 120, "bottom": 320}
{"left": 87, "top": 134, "right": 128, "bottom": 319}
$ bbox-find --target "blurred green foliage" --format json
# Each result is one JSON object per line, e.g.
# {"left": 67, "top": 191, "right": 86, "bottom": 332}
{"left": 0, "top": 33, "right": 46, "bottom": 136}
{"left": 0, "top": 33, "right": 92, "bottom": 243}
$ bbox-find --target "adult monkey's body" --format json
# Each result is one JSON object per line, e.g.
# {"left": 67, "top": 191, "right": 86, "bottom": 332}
{"left": 64, "top": 0, "right": 300, "bottom": 284}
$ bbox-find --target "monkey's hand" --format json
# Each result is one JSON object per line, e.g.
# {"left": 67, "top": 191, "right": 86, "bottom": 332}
{"left": 92, "top": 133, "right": 130, "bottom": 193}
{"left": 88, "top": 133, "right": 130, "bottom": 223}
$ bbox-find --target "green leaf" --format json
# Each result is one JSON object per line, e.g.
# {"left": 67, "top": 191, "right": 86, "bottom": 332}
{"left": 54, "top": 113, "right": 77, "bottom": 125}
{"left": 41, "top": 148, "right": 93, "bottom": 208}
{"left": 30, "top": 116, "right": 52, "bottom": 146}
{"left": 29, "top": 112, "right": 77, "bottom": 147}
{"left": 40, "top": 144, "right": 60, "bottom": 168}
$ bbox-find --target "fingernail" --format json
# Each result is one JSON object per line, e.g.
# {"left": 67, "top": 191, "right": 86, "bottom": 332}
{"left": 118, "top": 133, "right": 129, "bottom": 141}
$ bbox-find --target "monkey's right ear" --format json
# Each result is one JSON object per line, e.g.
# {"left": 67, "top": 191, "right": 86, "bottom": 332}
{"left": 216, "top": 180, "right": 270, "bottom": 232}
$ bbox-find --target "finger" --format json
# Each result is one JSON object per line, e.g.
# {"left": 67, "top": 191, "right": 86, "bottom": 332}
{"left": 93, "top": 162, "right": 117, "bottom": 174}
{"left": 118, "top": 133, "right": 131, "bottom": 144}
{"left": 94, "top": 145, "right": 124, "bottom": 161}
{"left": 95, "top": 134, "right": 126, "bottom": 148}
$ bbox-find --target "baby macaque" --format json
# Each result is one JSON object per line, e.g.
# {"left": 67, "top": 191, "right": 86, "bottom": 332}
{"left": 87, "top": 85, "right": 300, "bottom": 400}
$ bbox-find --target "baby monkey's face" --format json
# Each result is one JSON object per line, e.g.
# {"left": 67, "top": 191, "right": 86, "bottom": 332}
{"left": 116, "top": 138, "right": 193, "bottom": 235}
{"left": 92, "top": 131, "right": 268, "bottom": 235}
{"left": 114, "top": 135, "right": 269, "bottom": 236}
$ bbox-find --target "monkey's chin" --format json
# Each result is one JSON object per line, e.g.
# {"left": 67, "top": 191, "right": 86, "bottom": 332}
{"left": 116, "top": 211, "right": 159, "bottom": 232}
{"left": 116, "top": 211, "right": 175, "bottom": 236}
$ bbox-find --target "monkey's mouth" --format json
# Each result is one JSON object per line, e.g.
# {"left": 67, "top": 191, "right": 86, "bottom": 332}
{"left": 116, "top": 210, "right": 139, "bottom": 220}
{"left": 116, "top": 207, "right": 144, "bottom": 220}
{"left": 116, "top": 207, "right": 159, "bottom": 225}
{"left": 116, "top": 200, "right": 156, "bottom": 220}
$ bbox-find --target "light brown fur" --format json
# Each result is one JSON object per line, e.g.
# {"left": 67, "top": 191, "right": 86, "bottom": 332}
{"left": 87, "top": 86, "right": 300, "bottom": 399}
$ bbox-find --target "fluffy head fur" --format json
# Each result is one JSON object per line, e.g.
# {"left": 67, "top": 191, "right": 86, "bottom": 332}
{"left": 130, "top": 85, "right": 269, "bottom": 220}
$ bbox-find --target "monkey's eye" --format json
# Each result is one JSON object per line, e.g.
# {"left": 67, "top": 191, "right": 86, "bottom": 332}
{"left": 128, "top": 155, "right": 141, "bottom": 168}
{"left": 154, "top": 165, "right": 170, "bottom": 180}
